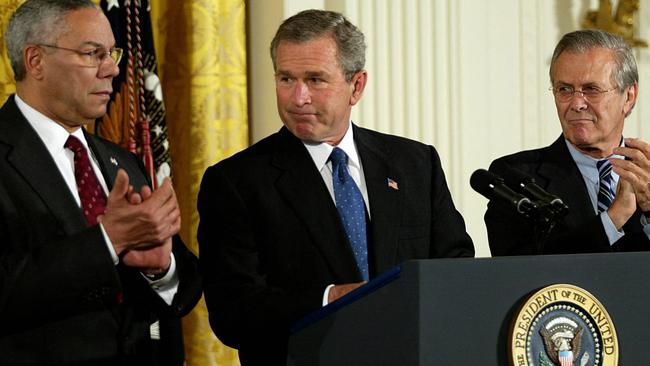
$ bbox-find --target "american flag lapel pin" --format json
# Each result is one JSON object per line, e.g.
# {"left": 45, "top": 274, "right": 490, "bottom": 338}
{"left": 387, "top": 178, "right": 399, "bottom": 190}
{"left": 110, "top": 157, "right": 118, "bottom": 166}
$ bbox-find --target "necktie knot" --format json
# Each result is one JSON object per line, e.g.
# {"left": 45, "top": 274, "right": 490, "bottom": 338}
{"left": 65, "top": 135, "right": 86, "bottom": 154}
{"left": 597, "top": 159, "right": 612, "bottom": 179}
{"left": 329, "top": 147, "right": 348, "bottom": 167}
{"left": 329, "top": 147, "right": 349, "bottom": 183}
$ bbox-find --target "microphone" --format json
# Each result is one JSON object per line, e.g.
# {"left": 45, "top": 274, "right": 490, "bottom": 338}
{"left": 470, "top": 169, "right": 537, "bottom": 215}
{"left": 502, "top": 167, "right": 569, "bottom": 215}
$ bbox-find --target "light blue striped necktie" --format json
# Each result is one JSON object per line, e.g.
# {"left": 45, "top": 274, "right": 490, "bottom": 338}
{"left": 596, "top": 159, "right": 615, "bottom": 213}
{"left": 329, "top": 147, "right": 369, "bottom": 281}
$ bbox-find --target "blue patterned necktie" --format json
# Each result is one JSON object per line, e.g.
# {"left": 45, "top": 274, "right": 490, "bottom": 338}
{"left": 596, "top": 159, "right": 615, "bottom": 213}
{"left": 329, "top": 147, "right": 369, "bottom": 281}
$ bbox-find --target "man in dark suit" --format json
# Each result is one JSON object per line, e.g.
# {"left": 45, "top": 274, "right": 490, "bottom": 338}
{"left": 485, "top": 29, "right": 650, "bottom": 256}
{"left": 198, "top": 9, "right": 474, "bottom": 365}
{"left": 0, "top": 1, "right": 201, "bottom": 364}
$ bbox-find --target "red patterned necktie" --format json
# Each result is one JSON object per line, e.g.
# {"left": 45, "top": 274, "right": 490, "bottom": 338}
{"left": 65, "top": 135, "right": 107, "bottom": 226}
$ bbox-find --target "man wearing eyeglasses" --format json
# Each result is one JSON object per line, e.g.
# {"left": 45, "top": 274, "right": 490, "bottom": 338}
{"left": 485, "top": 29, "right": 650, "bottom": 256}
{"left": 0, "top": 0, "right": 201, "bottom": 364}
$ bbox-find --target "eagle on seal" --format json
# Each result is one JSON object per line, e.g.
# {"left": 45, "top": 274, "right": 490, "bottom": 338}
{"left": 540, "top": 324, "right": 583, "bottom": 366}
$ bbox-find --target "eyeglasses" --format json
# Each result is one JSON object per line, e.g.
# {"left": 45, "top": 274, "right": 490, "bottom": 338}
{"left": 37, "top": 44, "right": 123, "bottom": 67}
{"left": 549, "top": 85, "right": 617, "bottom": 103}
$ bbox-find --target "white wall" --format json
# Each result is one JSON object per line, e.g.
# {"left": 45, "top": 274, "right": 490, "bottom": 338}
{"left": 248, "top": 0, "right": 650, "bottom": 257}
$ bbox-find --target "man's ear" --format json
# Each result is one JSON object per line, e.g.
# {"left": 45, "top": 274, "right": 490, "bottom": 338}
{"left": 24, "top": 45, "right": 46, "bottom": 80}
{"left": 622, "top": 82, "right": 638, "bottom": 117}
{"left": 349, "top": 70, "right": 367, "bottom": 106}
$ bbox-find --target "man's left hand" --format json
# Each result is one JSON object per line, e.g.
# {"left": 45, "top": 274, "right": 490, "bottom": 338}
{"left": 120, "top": 179, "right": 176, "bottom": 273}
{"left": 612, "top": 138, "right": 650, "bottom": 212}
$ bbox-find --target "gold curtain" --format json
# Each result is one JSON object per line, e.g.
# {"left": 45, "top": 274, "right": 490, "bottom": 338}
{"left": 0, "top": 1, "right": 248, "bottom": 365}
{"left": 0, "top": 0, "right": 21, "bottom": 102}
{"left": 153, "top": 1, "right": 248, "bottom": 365}
{"left": 152, "top": 2, "right": 247, "bottom": 365}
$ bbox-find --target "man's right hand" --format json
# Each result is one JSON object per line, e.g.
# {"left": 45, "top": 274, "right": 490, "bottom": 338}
{"left": 99, "top": 169, "right": 181, "bottom": 256}
{"left": 327, "top": 282, "right": 366, "bottom": 303}
{"left": 608, "top": 177, "right": 636, "bottom": 230}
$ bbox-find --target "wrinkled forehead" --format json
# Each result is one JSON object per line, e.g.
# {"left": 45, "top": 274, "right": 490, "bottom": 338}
{"left": 551, "top": 48, "right": 617, "bottom": 85}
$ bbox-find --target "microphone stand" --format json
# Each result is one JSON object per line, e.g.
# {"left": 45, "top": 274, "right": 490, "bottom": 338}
{"left": 529, "top": 202, "right": 568, "bottom": 254}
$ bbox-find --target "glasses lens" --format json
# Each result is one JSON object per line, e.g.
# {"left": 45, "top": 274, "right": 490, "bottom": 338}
{"left": 553, "top": 88, "right": 574, "bottom": 102}
{"left": 110, "top": 48, "right": 123, "bottom": 64}
{"left": 583, "top": 90, "right": 607, "bottom": 103}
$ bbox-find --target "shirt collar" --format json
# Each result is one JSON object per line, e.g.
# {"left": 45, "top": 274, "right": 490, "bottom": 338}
{"left": 565, "top": 138, "right": 625, "bottom": 167}
{"left": 565, "top": 138, "right": 623, "bottom": 184}
{"left": 303, "top": 122, "right": 361, "bottom": 171}
{"left": 15, "top": 94, "right": 89, "bottom": 154}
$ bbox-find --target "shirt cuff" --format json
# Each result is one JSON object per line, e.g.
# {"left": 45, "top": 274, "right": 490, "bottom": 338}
{"left": 601, "top": 211, "right": 625, "bottom": 246}
{"left": 141, "top": 254, "right": 179, "bottom": 306}
{"left": 639, "top": 214, "right": 650, "bottom": 240}
{"left": 322, "top": 284, "right": 335, "bottom": 306}
{"left": 99, "top": 223, "right": 119, "bottom": 265}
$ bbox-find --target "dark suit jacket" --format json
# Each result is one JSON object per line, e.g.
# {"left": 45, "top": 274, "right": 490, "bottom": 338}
{"left": 198, "top": 125, "right": 474, "bottom": 365}
{"left": 486, "top": 135, "right": 650, "bottom": 256}
{"left": 0, "top": 96, "right": 202, "bottom": 365}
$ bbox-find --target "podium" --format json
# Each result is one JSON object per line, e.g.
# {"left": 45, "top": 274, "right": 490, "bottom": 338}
{"left": 287, "top": 252, "right": 650, "bottom": 365}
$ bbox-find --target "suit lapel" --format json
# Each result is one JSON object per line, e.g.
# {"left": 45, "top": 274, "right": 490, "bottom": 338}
{"left": 0, "top": 97, "right": 87, "bottom": 234}
{"left": 84, "top": 131, "right": 119, "bottom": 190}
{"left": 272, "top": 128, "right": 361, "bottom": 282}
{"left": 537, "top": 136, "right": 596, "bottom": 225}
{"left": 353, "top": 125, "right": 401, "bottom": 274}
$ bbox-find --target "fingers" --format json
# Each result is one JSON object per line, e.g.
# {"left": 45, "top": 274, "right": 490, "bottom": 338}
{"left": 623, "top": 137, "right": 650, "bottom": 156}
{"left": 610, "top": 158, "right": 646, "bottom": 185}
{"left": 139, "top": 179, "right": 179, "bottom": 220}
{"left": 125, "top": 178, "right": 177, "bottom": 221}
{"left": 139, "top": 185, "right": 153, "bottom": 200}
{"left": 327, "top": 282, "right": 366, "bottom": 303}
{"left": 614, "top": 138, "right": 650, "bottom": 168}
{"left": 102, "top": 171, "right": 181, "bottom": 253}
{"left": 127, "top": 185, "right": 143, "bottom": 205}
{"left": 612, "top": 138, "right": 650, "bottom": 211}
{"left": 108, "top": 169, "right": 130, "bottom": 200}
{"left": 127, "top": 180, "right": 180, "bottom": 243}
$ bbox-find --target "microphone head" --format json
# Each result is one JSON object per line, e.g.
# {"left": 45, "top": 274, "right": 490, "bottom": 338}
{"left": 471, "top": 168, "right": 538, "bottom": 215}
{"left": 470, "top": 169, "right": 502, "bottom": 200}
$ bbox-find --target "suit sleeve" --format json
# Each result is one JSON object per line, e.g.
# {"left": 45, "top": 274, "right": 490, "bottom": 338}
{"left": 0, "top": 186, "right": 121, "bottom": 335}
{"left": 197, "top": 165, "right": 325, "bottom": 355}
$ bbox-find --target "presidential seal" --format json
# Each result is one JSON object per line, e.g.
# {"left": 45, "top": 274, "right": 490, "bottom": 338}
{"left": 510, "top": 284, "right": 618, "bottom": 366}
